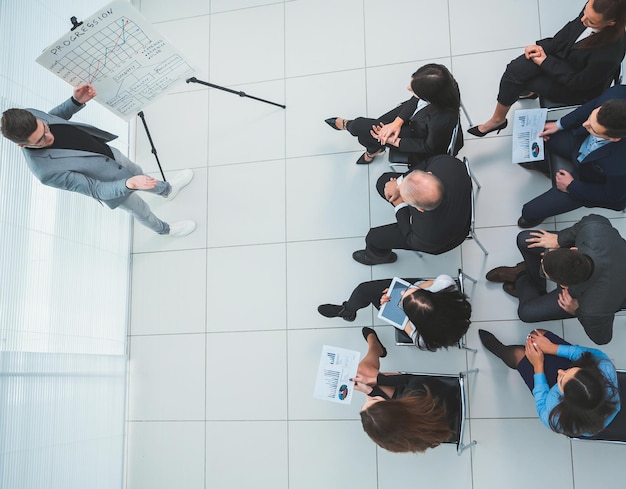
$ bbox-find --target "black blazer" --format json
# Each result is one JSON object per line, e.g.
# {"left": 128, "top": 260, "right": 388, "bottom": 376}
{"left": 395, "top": 155, "right": 471, "bottom": 255}
{"left": 537, "top": 11, "right": 626, "bottom": 100}
{"left": 558, "top": 214, "right": 626, "bottom": 344}
{"left": 386, "top": 97, "right": 462, "bottom": 167}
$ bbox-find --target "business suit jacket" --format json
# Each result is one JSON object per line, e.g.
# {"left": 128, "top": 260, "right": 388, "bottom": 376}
{"left": 23, "top": 98, "right": 136, "bottom": 209}
{"left": 395, "top": 155, "right": 471, "bottom": 255}
{"left": 556, "top": 85, "right": 626, "bottom": 206}
{"left": 558, "top": 214, "right": 626, "bottom": 344}
{"left": 537, "top": 11, "right": 626, "bottom": 99}
{"left": 385, "top": 97, "right": 462, "bottom": 167}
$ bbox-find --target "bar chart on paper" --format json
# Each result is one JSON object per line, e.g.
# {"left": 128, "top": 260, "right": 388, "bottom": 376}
{"left": 36, "top": 1, "right": 195, "bottom": 120}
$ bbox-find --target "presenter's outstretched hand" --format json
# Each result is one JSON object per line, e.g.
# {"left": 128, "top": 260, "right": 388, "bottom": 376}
{"left": 73, "top": 84, "right": 97, "bottom": 104}
{"left": 126, "top": 175, "right": 158, "bottom": 190}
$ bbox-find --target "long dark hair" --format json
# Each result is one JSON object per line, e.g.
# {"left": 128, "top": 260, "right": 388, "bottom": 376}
{"left": 410, "top": 64, "right": 461, "bottom": 111}
{"left": 548, "top": 352, "right": 619, "bottom": 436}
{"left": 402, "top": 286, "right": 472, "bottom": 351}
{"left": 360, "top": 386, "right": 454, "bottom": 453}
{"left": 578, "top": 0, "right": 626, "bottom": 48}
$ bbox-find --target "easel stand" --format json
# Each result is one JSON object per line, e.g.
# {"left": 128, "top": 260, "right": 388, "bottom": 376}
{"left": 186, "top": 77, "right": 286, "bottom": 109}
{"left": 137, "top": 111, "right": 166, "bottom": 182}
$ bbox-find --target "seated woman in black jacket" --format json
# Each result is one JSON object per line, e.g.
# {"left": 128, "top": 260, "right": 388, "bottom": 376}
{"left": 352, "top": 328, "right": 456, "bottom": 453}
{"left": 469, "top": 0, "right": 626, "bottom": 137}
{"left": 325, "top": 63, "right": 462, "bottom": 167}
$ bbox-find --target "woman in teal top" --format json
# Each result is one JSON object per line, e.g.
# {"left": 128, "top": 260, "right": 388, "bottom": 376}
{"left": 479, "top": 329, "right": 620, "bottom": 437}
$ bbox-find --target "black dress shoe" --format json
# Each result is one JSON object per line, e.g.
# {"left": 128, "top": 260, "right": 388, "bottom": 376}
{"left": 362, "top": 327, "right": 387, "bottom": 358}
{"left": 324, "top": 117, "right": 342, "bottom": 130}
{"left": 467, "top": 120, "right": 508, "bottom": 137}
{"left": 352, "top": 249, "right": 397, "bottom": 265}
{"left": 317, "top": 302, "right": 356, "bottom": 322}
{"left": 517, "top": 216, "right": 544, "bottom": 228}
{"left": 503, "top": 282, "right": 518, "bottom": 298}
{"left": 356, "top": 148, "right": 385, "bottom": 165}
{"left": 486, "top": 262, "right": 526, "bottom": 283}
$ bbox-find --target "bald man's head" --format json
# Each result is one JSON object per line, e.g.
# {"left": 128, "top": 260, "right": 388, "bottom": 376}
{"left": 399, "top": 170, "right": 444, "bottom": 211}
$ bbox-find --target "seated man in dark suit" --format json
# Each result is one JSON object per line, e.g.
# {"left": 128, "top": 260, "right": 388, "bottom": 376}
{"left": 486, "top": 214, "right": 626, "bottom": 345}
{"left": 519, "top": 85, "right": 626, "bottom": 227}
{"left": 352, "top": 154, "right": 471, "bottom": 265}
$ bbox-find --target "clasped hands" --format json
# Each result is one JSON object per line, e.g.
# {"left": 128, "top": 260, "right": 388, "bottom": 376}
{"left": 524, "top": 44, "right": 547, "bottom": 65}
{"left": 370, "top": 121, "right": 401, "bottom": 147}
{"left": 384, "top": 178, "right": 404, "bottom": 206}
{"left": 525, "top": 329, "right": 555, "bottom": 370}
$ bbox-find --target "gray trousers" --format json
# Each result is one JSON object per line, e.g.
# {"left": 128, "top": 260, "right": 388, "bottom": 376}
{"left": 112, "top": 148, "right": 171, "bottom": 234}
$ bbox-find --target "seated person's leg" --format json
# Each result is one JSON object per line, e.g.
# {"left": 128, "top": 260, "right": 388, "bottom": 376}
{"left": 516, "top": 275, "right": 574, "bottom": 323}
{"left": 347, "top": 117, "right": 386, "bottom": 153}
{"left": 346, "top": 279, "right": 394, "bottom": 312}
{"left": 365, "top": 223, "right": 409, "bottom": 256}
{"left": 521, "top": 187, "right": 583, "bottom": 224}
{"left": 516, "top": 230, "right": 550, "bottom": 291}
{"left": 498, "top": 55, "right": 543, "bottom": 106}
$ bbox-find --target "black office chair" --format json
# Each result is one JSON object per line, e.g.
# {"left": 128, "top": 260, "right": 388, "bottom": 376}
{"left": 571, "top": 370, "right": 626, "bottom": 444}
{"left": 394, "top": 268, "right": 477, "bottom": 352}
{"left": 399, "top": 369, "right": 478, "bottom": 455}
{"left": 389, "top": 122, "right": 488, "bottom": 257}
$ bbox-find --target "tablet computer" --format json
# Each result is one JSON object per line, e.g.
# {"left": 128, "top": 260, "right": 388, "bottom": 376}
{"left": 377, "top": 277, "right": 412, "bottom": 330}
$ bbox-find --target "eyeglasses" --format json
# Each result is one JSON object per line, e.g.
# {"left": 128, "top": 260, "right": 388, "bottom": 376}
{"left": 539, "top": 248, "right": 555, "bottom": 280}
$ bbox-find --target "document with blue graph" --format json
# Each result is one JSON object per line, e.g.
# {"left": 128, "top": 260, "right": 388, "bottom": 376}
{"left": 36, "top": 1, "right": 195, "bottom": 120}
{"left": 314, "top": 345, "right": 360, "bottom": 405}
{"left": 512, "top": 108, "right": 548, "bottom": 163}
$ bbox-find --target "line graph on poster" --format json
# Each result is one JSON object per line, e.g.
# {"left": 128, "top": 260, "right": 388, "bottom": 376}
{"left": 36, "top": 1, "right": 195, "bottom": 120}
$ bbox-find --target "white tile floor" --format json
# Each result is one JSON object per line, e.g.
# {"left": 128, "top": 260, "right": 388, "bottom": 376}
{"left": 126, "top": 1, "right": 626, "bottom": 488}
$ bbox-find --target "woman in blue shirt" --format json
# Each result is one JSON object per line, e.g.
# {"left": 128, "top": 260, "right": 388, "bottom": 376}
{"left": 479, "top": 328, "right": 620, "bottom": 437}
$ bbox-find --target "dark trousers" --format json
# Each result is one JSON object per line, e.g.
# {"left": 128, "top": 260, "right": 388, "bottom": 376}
{"left": 516, "top": 331, "right": 573, "bottom": 391}
{"left": 498, "top": 54, "right": 591, "bottom": 106}
{"left": 515, "top": 230, "right": 575, "bottom": 323}
{"left": 345, "top": 278, "right": 421, "bottom": 312}
{"left": 347, "top": 108, "right": 414, "bottom": 154}
{"left": 365, "top": 172, "right": 412, "bottom": 256}
{"left": 521, "top": 130, "right": 626, "bottom": 221}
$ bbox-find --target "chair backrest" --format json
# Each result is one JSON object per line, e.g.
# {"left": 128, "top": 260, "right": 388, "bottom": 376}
{"left": 575, "top": 370, "right": 626, "bottom": 444}
{"left": 399, "top": 370, "right": 477, "bottom": 454}
{"left": 540, "top": 64, "right": 623, "bottom": 109}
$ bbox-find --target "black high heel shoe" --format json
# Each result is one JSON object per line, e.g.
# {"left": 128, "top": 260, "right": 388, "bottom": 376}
{"left": 467, "top": 119, "right": 508, "bottom": 137}
{"left": 362, "top": 327, "right": 387, "bottom": 358}
{"left": 324, "top": 117, "right": 346, "bottom": 130}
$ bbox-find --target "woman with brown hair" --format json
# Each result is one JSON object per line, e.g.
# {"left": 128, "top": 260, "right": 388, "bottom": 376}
{"left": 352, "top": 327, "right": 456, "bottom": 452}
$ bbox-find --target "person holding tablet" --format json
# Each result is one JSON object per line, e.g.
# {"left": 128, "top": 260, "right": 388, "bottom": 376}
{"left": 318, "top": 274, "right": 471, "bottom": 351}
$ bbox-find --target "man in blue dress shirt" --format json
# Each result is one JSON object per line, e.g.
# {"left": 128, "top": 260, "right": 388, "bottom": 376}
{"left": 518, "top": 84, "right": 626, "bottom": 228}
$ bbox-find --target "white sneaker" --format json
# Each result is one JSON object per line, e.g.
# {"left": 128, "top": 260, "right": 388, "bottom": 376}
{"left": 166, "top": 220, "right": 196, "bottom": 237}
{"left": 165, "top": 169, "right": 194, "bottom": 201}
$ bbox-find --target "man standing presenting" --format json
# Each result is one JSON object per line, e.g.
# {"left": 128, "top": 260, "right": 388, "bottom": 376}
{"left": 1, "top": 84, "right": 195, "bottom": 237}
